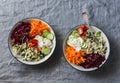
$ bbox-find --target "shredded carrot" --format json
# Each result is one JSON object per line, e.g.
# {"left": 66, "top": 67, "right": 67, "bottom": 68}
{"left": 65, "top": 46, "right": 86, "bottom": 65}
{"left": 29, "top": 19, "right": 50, "bottom": 37}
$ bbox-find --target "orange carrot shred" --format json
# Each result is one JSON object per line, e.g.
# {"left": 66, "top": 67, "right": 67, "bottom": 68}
{"left": 65, "top": 46, "right": 86, "bottom": 65}
{"left": 29, "top": 19, "right": 50, "bottom": 37}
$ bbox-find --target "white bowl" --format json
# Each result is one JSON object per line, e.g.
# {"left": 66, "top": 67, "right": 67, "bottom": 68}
{"left": 8, "top": 18, "right": 56, "bottom": 65}
{"left": 63, "top": 25, "right": 110, "bottom": 71}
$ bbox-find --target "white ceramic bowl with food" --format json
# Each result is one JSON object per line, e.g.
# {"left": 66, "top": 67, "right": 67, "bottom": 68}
{"left": 8, "top": 18, "right": 56, "bottom": 65}
{"left": 63, "top": 25, "right": 110, "bottom": 71}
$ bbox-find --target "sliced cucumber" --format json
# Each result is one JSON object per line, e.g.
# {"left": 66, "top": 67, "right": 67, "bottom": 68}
{"left": 66, "top": 38, "right": 76, "bottom": 46}
{"left": 71, "top": 30, "right": 79, "bottom": 37}
{"left": 43, "top": 38, "right": 52, "bottom": 47}
{"left": 81, "top": 42, "right": 88, "bottom": 48}
{"left": 42, "top": 30, "right": 50, "bottom": 37}
{"left": 42, "top": 30, "right": 54, "bottom": 40}
{"left": 41, "top": 47, "right": 51, "bottom": 55}
{"left": 67, "top": 39, "right": 71, "bottom": 46}
{"left": 47, "top": 33, "right": 54, "bottom": 40}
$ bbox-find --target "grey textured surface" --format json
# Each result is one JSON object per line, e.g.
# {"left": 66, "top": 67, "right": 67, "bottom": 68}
{"left": 0, "top": 0, "right": 120, "bottom": 83}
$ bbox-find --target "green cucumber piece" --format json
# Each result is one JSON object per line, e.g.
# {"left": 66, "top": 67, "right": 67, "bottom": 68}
{"left": 66, "top": 39, "right": 71, "bottom": 46}
{"left": 43, "top": 38, "right": 52, "bottom": 46}
{"left": 42, "top": 30, "right": 50, "bottom": 37}
{"left": 47, "top": 33, "right": 54, "bottom": 40}
{"left": 95, "top": 31, "right": 101, "bottom": 37}
{"left": 71, "top": 30, "right": 79, "bottom": 37}
{"left": 41, "top": 47, "right": 51, "bottom": 55}
{"left": 81, "top": 42, "right": 87, "bottom": 48}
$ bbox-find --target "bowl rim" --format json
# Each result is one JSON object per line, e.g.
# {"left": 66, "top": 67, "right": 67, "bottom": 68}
{"left": 63, "top": 24, "right": 110, "bottom": 71}
{"left": 8, "top": 18, "right": 56, "bottom": 65}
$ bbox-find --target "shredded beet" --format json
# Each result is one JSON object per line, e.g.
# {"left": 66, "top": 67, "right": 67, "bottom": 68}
{"left": 80, "top": 53, "right": 105, "bottom": 68}
{"left": 11, "top": 22, "right": 30, "bottom": 45}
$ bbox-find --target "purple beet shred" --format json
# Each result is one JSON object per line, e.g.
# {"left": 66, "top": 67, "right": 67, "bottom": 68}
{"left": 80, "top": 53, "right": 105, "bottom": 68}
{"left": 11, "top": 22, "right": 30, "bottom": 45}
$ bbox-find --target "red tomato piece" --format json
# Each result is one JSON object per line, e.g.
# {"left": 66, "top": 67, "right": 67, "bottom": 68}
{"left": 29, "top": 43, "right": 35, "bottom": 48}
{"left": 81, "top": 35, "right": 87, "bottom": 41}
{"left": 81, "top": 25, "right": 87, "bottom": 31}
{"left": 36, "top": 46, "right": 41, "bottom": 52}
{"left": 82, "top": 31, "right": 86, "bottom": 36}
{"left": 29, "top": 39, "right": 38, "bottom": 44}
{"left": 77, "top": 27, "right": 83, "bottom": 35}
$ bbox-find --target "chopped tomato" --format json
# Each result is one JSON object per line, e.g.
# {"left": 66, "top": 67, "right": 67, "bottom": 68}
{"left": 29, "top": 39, "right": 41, "bottom": 52}
{"left": 82, "top": 31, "right": 86, "bottom": 36}
{"left": 29, "top": 39, "right": 38, "bottom": 48}
{"left": 29, "top": 39, "right": 38, "bottom": 44}
{"left": 77, "top": 27, "right": 83, "bottom": 35}
{"left": 77, "top": 25, "right": 87, "bottom": 36}
{"left": 81, "top": 25, "right": 87, "bottom": 31}
{"left": 36, "top": 46, "right": 41, "bottom": 52}
{"left": 81, "top": 35, "right": 87, "bottom": 41}
{"left": 29, "top": 43, "right": 35, "bottom": 48}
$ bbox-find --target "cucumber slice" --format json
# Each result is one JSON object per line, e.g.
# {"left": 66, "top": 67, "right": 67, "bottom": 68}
{"left": 47, "top": 33, "right": 54, "bottom": 40}
{"left": 42, "top": 30, "right": 54, "bottom": 40}
{"left": 41, "top": 47, "right": 51, "bottom": 55}
{"left": 67, "top": 36, "right": 83, "bottom": 47}
{"left": 66, "top": 38, "right": 76, "bottom": 46}
{"left": 81, "top": 42, "right": 87, "bottom": 48}
{"left": 86, "top": 31, "right": 91, "bottom": 38}
{"left": 67, "top": 39, "right": 71, "bottom": 46}
{"left": 71, "top": 30, "right": 79, "bottom": 37}
{"left": 42, "top": 30, "right": 50, "bottom": 37}
{"left": 43, "top": 38, "right": 52, "bottom": 47}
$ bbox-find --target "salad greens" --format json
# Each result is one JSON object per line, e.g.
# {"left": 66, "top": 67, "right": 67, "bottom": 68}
{"left": 66, "top": 26, "right": 107, "bottom": 55}
{"left": 11, "top": 20, "right": 54, "bottom": 62}
{"left": 65, "top": 25, "right": 107, "bottom": 68}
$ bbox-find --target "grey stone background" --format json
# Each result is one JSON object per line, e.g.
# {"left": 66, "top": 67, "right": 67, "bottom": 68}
{"left": 0, "top": 0, "right": 120, "bottom": 83}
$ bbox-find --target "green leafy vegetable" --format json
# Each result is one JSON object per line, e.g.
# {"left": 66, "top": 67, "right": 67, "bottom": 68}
{"left": 94, "top": 31, "right": 101, "bottom": 37}
{"left": 71, "top": 30, "right": 79, "bottom": 37}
